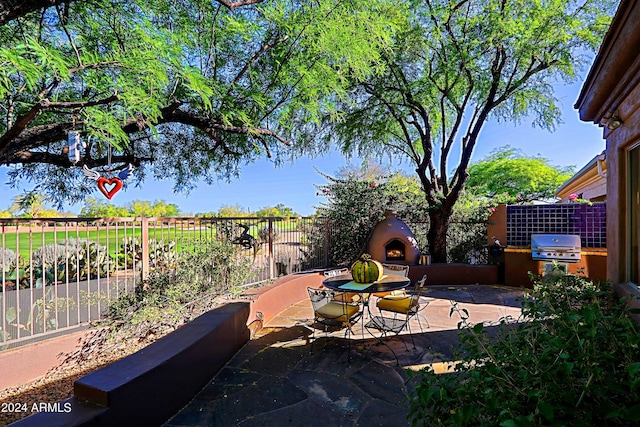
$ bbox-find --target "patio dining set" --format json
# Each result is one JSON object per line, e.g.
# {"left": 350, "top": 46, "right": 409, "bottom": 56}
{"left": 307, "top": 263, "right": 430, "bottom": 364}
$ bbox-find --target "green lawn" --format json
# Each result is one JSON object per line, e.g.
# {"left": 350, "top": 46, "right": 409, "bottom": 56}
{"left": 1, "top": 228, "right": 145, "bottom": 259}
{"left": 1, "top": 219, "right": 304, "bottom": 260}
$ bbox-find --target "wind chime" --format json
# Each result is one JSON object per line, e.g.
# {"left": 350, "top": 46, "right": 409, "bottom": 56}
{"left": 70, "top": 131, "right": 134, "bottom": 200}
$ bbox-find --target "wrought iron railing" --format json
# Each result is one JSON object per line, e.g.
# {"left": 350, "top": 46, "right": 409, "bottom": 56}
{"left": 0, "top": 216, "right": 329, "bottom": 349}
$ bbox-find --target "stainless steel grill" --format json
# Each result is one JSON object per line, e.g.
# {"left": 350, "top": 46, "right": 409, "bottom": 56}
{"left": 531, "top": 234, "right": 581, "bottom": 263}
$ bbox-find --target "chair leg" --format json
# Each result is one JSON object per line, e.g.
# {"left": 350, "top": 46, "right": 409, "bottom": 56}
{"left": 364, "top": 318, "right": 400, "bottom": 366}
{"left": 416, "top": 313, "right": 430, "bottom": 330}
{"left": 405, "top": 317, "right": 416, "bottom": 350}
{"left": 309, "top": 321, "right": 316, "bottom": 355}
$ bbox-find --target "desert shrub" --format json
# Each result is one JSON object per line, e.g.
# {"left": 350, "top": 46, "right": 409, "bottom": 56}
{"left": 108, "top": 236, "right": 252, "bottom": 333}
{"left": 258, "top": 224, "right": 279, "bottom": 243}
{"left": 20, "top": 239, "right": 114, "bottom": 287}
{"left": 446, "top": 190, "right": 494, "bottom": 264}
{"left": 407, "top": 272, "right": 640, "bottom": 426}
{"left": 1, "top": 248, "right": 18, "bottom": 265}
{"left": 117, "top": 237, "right": 177, "bottom": 272}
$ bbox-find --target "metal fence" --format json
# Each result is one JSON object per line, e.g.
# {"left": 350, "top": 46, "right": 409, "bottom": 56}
{"left": 0, "top": 216, "right": 329, "bottom": 349}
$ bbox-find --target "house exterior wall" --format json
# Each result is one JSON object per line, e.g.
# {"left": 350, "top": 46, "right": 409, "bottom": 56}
{"left": 574, "top": 0, "right": 640, "bottom": 306}
{"left": 556, "top": 155, "right": 607, "bottom": 203}
{"left": 600, "top": 79, "right": 640, "bottom": 286}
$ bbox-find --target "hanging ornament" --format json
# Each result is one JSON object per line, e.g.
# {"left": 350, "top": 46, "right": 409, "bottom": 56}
{"left": 83, "top": 164, "right": 134, "bottom": 200}
{"left": 82, "top": 143, "right": 134, "bottom": 200}
{"left": 67, "top": 131, "right": 85, "bottom": 164}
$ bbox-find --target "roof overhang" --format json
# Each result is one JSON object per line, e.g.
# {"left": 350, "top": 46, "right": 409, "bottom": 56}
{"left": 556, "top": 152, "right": 606, "bottom": 199}
{"left": 575, "top": 0, "right": 640, "bottom": 124}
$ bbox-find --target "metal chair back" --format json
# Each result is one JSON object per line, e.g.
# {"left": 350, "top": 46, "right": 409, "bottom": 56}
{"left": 382, "top": 263, "right": 410, "bottom": 277}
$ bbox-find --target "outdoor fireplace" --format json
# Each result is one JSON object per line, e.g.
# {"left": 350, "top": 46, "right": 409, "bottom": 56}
{"left": 367, "top": 210, "right": 421, "bottom": 264}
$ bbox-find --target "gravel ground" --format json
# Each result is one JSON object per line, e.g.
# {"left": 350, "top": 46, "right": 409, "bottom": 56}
{"left": 0, "top": 331, "right": 163, "bottom": 426}
{"left": 0, "top": 292, "right": 230, "bottom": 426}
{"left": 0, "top": 359, "right": 113, "bottom": 425}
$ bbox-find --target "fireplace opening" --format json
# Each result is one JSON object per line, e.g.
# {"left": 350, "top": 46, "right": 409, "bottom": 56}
{"left": 385, "top": 239, "right": 406, "bottom": 261}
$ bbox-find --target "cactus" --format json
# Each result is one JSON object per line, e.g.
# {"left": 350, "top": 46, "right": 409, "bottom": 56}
{"left": 117, "top": 237, "right": 177, "bottom": 272}
{"left": 21, "top": 239, "right": 115, "bottom": 287}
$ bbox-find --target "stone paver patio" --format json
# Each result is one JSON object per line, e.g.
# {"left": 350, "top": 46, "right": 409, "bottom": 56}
{"left": 164, "top": 285, "right": 524, "bottom": 426}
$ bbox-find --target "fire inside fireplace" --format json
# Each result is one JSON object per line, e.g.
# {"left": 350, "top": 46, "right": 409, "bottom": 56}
{"left": 385, "top": 240, "right": 406, "bottom": 261}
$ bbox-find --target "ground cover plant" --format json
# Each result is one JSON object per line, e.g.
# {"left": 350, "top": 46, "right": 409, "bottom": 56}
{"left": 106, "top": 236, "right": 252, "bottom": 333}
{"left": 407, "top": 271, "right": 640, "bottom": 426}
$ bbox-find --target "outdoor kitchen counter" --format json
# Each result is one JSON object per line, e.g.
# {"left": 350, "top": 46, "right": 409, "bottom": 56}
{"left": 503, "top": 247, "right": 607, "bottom": 288}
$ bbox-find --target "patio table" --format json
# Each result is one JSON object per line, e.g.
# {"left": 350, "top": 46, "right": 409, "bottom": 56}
{"left": 322, "top": 272, "right": 411, "bottom": 295}
{"left": 322, "top": 272, "right": 411, "bottom": 363}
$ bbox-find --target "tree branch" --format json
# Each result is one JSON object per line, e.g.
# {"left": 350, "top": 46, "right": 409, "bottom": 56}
{"left": 215, "top": 0, "right": 265, "bottom": 10}
{"left": 0, "top": 94, "right": 119, "bottom": 156}
{"left": 0, "top": 0, "right": 71, "bottom": 26}
{"left": 0, "top": 100, "right": 291, "bottom": 167}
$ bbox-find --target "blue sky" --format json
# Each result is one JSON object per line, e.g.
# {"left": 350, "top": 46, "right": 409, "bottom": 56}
{"left": 0, "top": 75, "right": 604, "bottom": 217}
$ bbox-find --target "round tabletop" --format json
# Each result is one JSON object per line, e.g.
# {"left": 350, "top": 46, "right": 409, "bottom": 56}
{"left": 322, "top": 273, "right": 411, "bottom": 293}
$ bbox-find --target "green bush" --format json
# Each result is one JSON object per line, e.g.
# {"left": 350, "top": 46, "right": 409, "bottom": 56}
{"left": 108, "top": 237, "right": 252, "bottom": 331}
{"left": 312, "top": 168, "right": 431, "bottom": 265}
{"left": 407, "top": 272, "right": 640, "bottom": 426}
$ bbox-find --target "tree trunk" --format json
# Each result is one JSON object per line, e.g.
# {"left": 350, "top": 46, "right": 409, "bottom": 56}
{"left": 427, "top": 205, "right": 452, "bottom": 263}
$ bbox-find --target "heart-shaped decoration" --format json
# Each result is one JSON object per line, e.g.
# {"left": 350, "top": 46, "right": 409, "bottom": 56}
{"left": 96, "top": 177, "right": 123, "bottom": 200}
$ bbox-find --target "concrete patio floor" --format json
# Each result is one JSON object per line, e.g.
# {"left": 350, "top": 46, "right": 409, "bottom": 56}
{"left": 164, "top": 284, "right": 525, "bottom": 427}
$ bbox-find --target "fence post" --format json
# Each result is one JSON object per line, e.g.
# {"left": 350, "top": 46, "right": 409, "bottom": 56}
{"left": 141, "top": 218, "right": 149, "bottom": 281}
{"left": 268, "top": 217, "right": 274, "bottom": 279}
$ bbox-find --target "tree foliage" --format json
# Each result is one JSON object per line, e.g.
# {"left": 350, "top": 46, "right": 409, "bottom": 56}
{"left": 315, "top": 162, "right": 494, "bottom": 265}
{"left": 0, "top": 0, "right": 402, "bottom": 203}
{"left": 320, "top": 0, "right": 614, "bottom": 261}
{"left": 254, "top": 203, "right": 296, "bottom": 217}
{"left": 0, "top": 0, "right": 616, "bottom": 263}
{"left": 197, "top": 203, "right": 296, "bottom": 217}
{"left": 79, "top": 198, "right": 180, "bottom": 217}
{"left": 466, "top": 146, "right": 575, "bottom": 204}
{"left": 8, "top": 193, "right": 63, "bottom": 217}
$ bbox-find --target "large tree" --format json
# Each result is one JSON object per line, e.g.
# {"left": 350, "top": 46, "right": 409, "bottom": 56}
{"left": 0, "top": 0, "right": 401, "bottom": 203}
{"left": 324, "top": 0, "right": 615, "bottom": 262}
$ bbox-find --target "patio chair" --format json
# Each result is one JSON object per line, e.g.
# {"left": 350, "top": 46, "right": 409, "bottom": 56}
{"left": 365, "top": 275, "right": 429, "bottom": 354}
{"left": 307, "top": 287, "right": 362, "bottom": 360}
{"left": 323, "top": 268, "right": 361, "bottom": 304}
{"left": 371, "top": 263, "right": 410, "bottom": 300}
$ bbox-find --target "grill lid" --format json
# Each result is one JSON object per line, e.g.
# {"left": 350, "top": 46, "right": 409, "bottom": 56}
{"left": 531, "top": 234, "right": 581, "bottom": 262}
